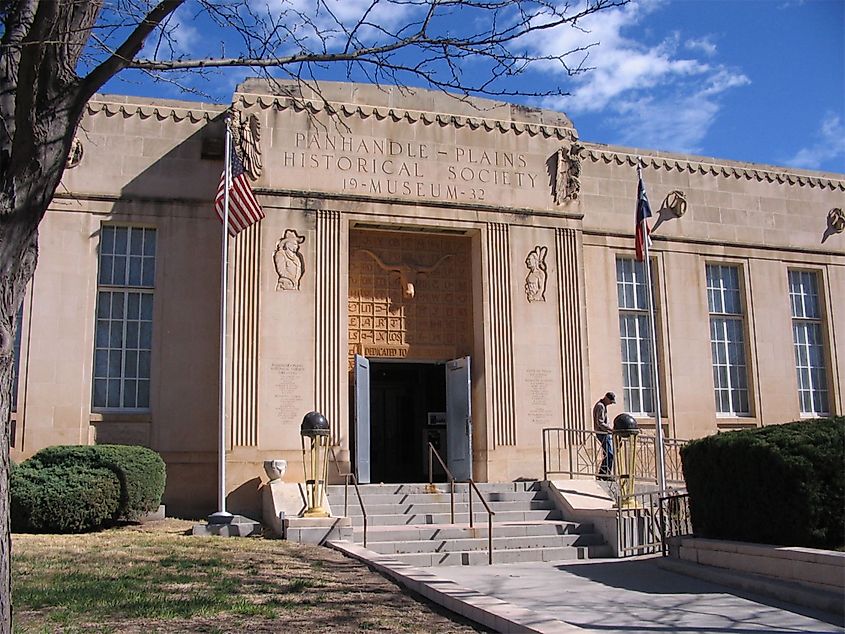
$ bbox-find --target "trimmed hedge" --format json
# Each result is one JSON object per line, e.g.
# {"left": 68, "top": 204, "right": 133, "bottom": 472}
{"left": 681, "top": 417, "right": 844, "bottom": 549}
{"left": 11, "top": 464, "right": 121, "bottom": 533}
{"left": 26, "top": 444, "right": 166, "bottom": 520}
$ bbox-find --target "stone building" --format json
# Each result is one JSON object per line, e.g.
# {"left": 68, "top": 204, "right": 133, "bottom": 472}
{"left": 9, "top": 80, "right": 844, "bottom": 518}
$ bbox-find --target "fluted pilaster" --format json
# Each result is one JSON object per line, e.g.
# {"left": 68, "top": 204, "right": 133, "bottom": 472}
{"left": 555, "top": 228, "right": 587, "bottom": 434}
{"left": 315, "top": 210, "right": 344, "bottom": 442}
{"left": 231, "top": 222, "right": 261, "bottom": 446}
{"left": 486, "top": 223, "right": 516, "bottom": 447}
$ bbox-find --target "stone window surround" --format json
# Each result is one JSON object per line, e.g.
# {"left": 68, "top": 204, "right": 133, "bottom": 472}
{"left": 92, "top": 224, "right": 156, "bottom": 412}
{"left": 788, "top": 268, "right": 831, "bottom": 417}
{"left": 706, "top": 263, "right": 752, "bottom": 418}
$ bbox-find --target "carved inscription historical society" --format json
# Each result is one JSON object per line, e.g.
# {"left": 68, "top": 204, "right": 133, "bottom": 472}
{"left": 285, "top": 132, "right": 540, "bottom": 202}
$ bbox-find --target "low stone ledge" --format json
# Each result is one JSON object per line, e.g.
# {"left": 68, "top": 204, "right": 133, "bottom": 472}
{"left": 673, "top": 537, "right": 845, "bottom": 596}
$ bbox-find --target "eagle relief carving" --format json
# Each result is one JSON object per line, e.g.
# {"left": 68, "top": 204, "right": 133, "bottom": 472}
{"left": 554, "top": 143, "right": 582, "bottom": 204}
{"left": 232, "top": 110, "right": 263, "bottom": 180}
{"left": 274, "top": 229, "right": 305, "bottom": 291}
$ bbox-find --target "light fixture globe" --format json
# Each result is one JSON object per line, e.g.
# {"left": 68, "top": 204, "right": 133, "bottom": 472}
{"left": 613, "top": 412, "right": 639, "bottom": 437}
{"left": 301, "top": 411, "right": 330, "bottom": 438}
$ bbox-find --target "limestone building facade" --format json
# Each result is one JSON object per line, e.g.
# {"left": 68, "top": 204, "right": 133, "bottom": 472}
{"left": 9, "top": 81, "right": 844, "bottom": 517}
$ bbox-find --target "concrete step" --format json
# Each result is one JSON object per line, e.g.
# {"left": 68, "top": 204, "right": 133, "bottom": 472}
{"left": 352, "top": 520, "right": 594, "bottom": 541}
{"left": 326, "top": 489, "right": 547, "bottom": 506}
{"left": 387, "top": 543, "right": 614, "bottom": 567}
{"left": 344, "top": 508, "right": 563, "bottom": 527}
{"left": 366, "top": 532, "right": 607, "bottom": 555}
{"left": 326, "top": 481, "right": 541, "bottom": 496}
{"left": 335, "top": 499, "right": 556, "bottom": 517}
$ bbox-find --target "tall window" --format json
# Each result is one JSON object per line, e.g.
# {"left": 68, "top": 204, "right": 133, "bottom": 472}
{"left": 707, "top": 264, "right": 749, "bottom": 416}
{"left": 616, "top": 258, "right": 657, "bottom": 415}
{"left": 789, "top": 270, "right": 829, "bottom": 415}
{"left": 93, "top": 226, "right": 156, "bottom": 410}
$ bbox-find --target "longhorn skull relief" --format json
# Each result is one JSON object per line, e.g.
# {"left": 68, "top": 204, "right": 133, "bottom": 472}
{"left": 357, "top": 249, "right": 453, "bottom": 298}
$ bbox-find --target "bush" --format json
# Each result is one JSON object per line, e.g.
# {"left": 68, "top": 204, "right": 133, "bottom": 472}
{"left": 11, "top": 463, "right": 121, "bottom": 533}
{"left": 26, "top": 444, "right": 166, "bottom": 520}
{"left": 681, "top": 417, "right": 844, "bottom": 549}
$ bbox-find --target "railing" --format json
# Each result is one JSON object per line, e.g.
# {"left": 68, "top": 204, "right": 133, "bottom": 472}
{"left": 328, "top": 446, "right": 368, "bottom": 548}
{"left": 427, "top": 442, "right": 455, "bottom": 523}
{"left": 428, "top": 442, "right": 496, "bottom": 565}
{"left": 658, "top": 491, "right": 692, "bottom": 555}
{"left": 542, "top": 426, "right": 687, "bottom": 486}
{"left": 617, "top": 488, "right": 693, "bottom": 557}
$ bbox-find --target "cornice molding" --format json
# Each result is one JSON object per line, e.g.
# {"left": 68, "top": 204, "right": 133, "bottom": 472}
{"left": 234, "top": 92, "right": 577, "bottom": 140}
{"left": 580, "top": 145, "right": 845, "bottom": 191}
{"left": 86, "top": 99, "right": 224, "bottom": 123}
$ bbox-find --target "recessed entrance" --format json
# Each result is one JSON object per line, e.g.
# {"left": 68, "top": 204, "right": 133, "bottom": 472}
{"left": 369, "top": 362, "right": 446, "bottom": 483}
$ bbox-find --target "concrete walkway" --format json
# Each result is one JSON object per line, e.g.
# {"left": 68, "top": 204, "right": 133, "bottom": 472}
{"left": 331, "top": 543, "right": 845, "bottom": 633}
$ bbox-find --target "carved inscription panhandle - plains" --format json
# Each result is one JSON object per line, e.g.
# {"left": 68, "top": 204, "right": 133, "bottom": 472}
{"left": 284, "top": 132, "right": 539, "bottom": 203}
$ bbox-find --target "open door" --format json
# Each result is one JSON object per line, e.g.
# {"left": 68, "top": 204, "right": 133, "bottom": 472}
{"left": 446, "top": 356, "right": 472, "bottom": 481}
{"left": 354, "top": 354, "right": 371, "bottom": 484}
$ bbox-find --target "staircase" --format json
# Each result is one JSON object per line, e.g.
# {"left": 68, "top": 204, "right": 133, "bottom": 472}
{"left": 325, "top": 481, "right": 612, "bottom": 566}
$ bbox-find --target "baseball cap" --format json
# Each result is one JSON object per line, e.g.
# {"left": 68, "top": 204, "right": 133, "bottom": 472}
{"left": 605, "top": 391, "right": 616, "bottom": 404}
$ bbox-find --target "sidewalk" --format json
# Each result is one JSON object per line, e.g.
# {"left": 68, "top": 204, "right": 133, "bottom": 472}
{"left": 331, "top": 543, "right": 845, "bottom": 633}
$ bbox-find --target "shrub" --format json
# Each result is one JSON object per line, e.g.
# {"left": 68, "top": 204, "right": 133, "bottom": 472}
{"left": 26, "top": 444, "right": 166, "bottom": 520}
{"left": 11, "top": 463, "right": 120, "bottom": 533}
{"left": 681, "top": 417, "right": 844, "bottom": 549}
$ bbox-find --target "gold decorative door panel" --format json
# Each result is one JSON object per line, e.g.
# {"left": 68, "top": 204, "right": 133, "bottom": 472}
{"left": 348, "top": 229, "right": 472, "bottom": 364}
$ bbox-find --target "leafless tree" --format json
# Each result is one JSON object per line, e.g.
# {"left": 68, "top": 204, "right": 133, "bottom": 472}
{"left": 0, "top": 0, "right": 625, "bottom": 628}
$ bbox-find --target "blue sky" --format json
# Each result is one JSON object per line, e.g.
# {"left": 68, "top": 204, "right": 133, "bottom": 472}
{"left": 101, "top": 0, "right": 845, "bottom": 174}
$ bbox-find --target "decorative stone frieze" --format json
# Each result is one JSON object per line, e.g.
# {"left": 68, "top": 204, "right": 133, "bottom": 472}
{"left": 232, "top": 110, "right": 262, "bottom": 180}
{"left": 66, "top": 137, "right": 83, "bottom": 168}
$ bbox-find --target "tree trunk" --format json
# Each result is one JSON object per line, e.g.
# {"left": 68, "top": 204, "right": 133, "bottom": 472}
{"left": 0, "top": 217, "right": 39, "bottom": 634}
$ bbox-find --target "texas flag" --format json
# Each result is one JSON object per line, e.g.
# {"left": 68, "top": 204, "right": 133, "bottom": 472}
{"left": 635, "top": 172, "right": 653, "bottom": 261}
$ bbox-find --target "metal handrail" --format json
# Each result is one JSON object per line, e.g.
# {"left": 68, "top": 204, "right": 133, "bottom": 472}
{"left": 328, "top": 446, "right": 368, "bottom": 548}
{"left": 427, "top": 442, "right": 455, "bottom": 523}
{"left": 467, "top": 479, "right": 496, "bottom": 565}
{"left": 542, "top": 426, "right": 688, "bottom": 486}
{"left": 427, "top": 442, "right": 495, "bottom": 565}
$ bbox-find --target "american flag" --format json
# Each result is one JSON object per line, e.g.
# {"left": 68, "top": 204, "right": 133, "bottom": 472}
{"left": 215, "top": 147, "right": 264, "bottom": 237}
{"left": 635, "top": 171, "right": 652, "bottom": 262}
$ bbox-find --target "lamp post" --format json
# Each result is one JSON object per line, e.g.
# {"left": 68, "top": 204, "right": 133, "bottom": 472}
{"left": 612, "top": 413, "right": 640, "bottom": 508}
{"left": 300, "top": 411, "right": 331, "bottom": 518}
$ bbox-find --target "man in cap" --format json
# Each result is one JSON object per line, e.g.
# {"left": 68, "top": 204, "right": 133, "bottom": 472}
{"left": 593, "top": 391, "right": 616, "bottom": 480}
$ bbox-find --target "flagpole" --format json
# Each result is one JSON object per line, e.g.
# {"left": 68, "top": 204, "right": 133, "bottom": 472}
{"left": 638, "top": 164, "right": 667, "bottom": 492}
{"left": 214, "top": 116, "right": 233, "bottom": 520}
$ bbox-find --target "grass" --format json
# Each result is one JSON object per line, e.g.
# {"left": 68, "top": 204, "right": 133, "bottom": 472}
{"left": 12, "top": 519, "right": 487, "bottom": 633}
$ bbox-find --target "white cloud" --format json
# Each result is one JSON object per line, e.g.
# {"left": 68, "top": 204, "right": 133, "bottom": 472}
{"left": 786, "top": 113, "right": 845, "bottom": 171}
{"left": 140, "top": 5, "right": 200, "bottom": 60}
{"left": 685, "top": 36, "right": 717, "bottom": 56}
{"left": 531, "top": 0, "right": 748, "bottom": 153}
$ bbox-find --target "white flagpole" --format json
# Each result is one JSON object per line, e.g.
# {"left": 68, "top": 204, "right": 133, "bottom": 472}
{"left": 215, "top": 116, "right": 233, "bottom": 519}
{"left": 639, "top": 164, "right": 667, "bottom": 492}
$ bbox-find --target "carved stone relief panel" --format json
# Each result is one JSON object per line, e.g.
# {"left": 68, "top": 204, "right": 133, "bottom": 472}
{"left": 348, "top": 230, "right": 472, "bottom": 363}
{"left": 553, "top": 143, "right": 581, "bottom": 204}
{"left": 232, "top": 110, "right": 263, "bottom": 180}
{"left": 524, "top": 245, "right": 548, "bottom": 302}
{"left": 273, "top": 229, "right": 305, "bottom": 290}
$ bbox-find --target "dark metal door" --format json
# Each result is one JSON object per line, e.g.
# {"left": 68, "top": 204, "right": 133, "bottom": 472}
{"left": 354, "top": 354, "right": 371, "bottom": 484}
{"left": 446, "top": 356, "right": 472, "bottom": 480}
